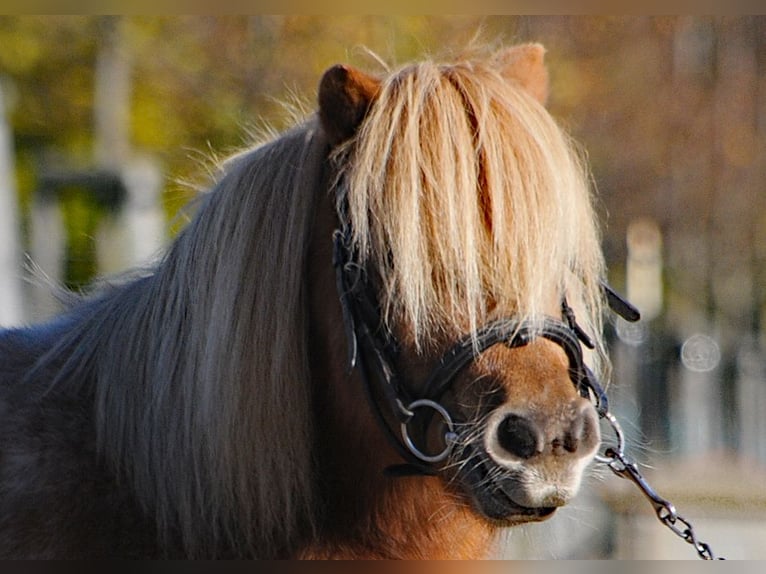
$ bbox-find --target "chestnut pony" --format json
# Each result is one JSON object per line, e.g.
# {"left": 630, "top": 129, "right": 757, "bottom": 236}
{"left": 0, "top": 44, "right": 609, "bottom": 558}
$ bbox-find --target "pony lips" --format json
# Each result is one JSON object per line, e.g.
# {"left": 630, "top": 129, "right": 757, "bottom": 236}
{"left": 459, "top": 445, "right": 560, "bottom": 523}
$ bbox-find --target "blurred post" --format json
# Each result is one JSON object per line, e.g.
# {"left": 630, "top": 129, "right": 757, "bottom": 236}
{"left": 0, "top": 81, "right": 25, "bottom": 326}
{"left": 96, "top": 157, "right": 165, "bottom": 273}
{"left": 28, "top": 189, "right": 66, "bottom": 322}
{"left": 737, "top": 338, "right": 766, "bottom": 464}
{"left": 93, "top": 16, "right": 166, "bottom": 273}
{"left": 621, "top": 218, "right": 671, "bottom": 449}
{"left": 674, "top": 332, "right": 722, "bottom": 455}
{"left": 626, "top": 218, "right": 663, "bottom": 322}
{"left": 94, "top": 16, "right": 131, "bottom": 170}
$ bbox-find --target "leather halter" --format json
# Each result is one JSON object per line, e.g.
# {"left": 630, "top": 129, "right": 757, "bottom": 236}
{"left": 332, "top": 184, "right": 639, "bottom": 475}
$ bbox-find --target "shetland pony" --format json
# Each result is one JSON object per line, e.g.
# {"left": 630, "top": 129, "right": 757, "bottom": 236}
{"left": 0, "top": 44, "right": 609, "bottom": 558}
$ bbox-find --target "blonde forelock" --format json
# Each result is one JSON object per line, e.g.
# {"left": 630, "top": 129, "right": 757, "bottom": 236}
{"left": 343, "top": 53, "right": 606, "bottom": 373}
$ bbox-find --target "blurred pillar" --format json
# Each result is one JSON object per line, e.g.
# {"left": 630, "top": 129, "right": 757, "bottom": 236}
{"left": 626, "top": 218, "right": 663, "bottom": 322}
{"left": 0, "top": 82, "right": 25, "bottom": 326}
{"left": 92, "top": 16, "right": 167, "bottom": 273}
{"left": 94, "top": 16, "right": 131, "bottom": 169}
{"left": 736, "top": 338, "right": 766, "bottom": 465}
{"left": 673, "top": 332, "right": 722, "bottom": 456}
{"left": 28, "top": 192, "right": 66, "bottom": 322}
{"left": 96, "top": 157, "right": 165, "bottom": 273}
{"left": 622, "top": 218, "right": 673, "bottom": 450}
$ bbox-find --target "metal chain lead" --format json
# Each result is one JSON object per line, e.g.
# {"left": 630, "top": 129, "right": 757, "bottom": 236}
{"left": 598, "top": 412, "right": 724, "bottom": 560}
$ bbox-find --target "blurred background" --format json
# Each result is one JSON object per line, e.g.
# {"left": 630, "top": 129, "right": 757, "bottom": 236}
{"left": 0, "top": 15, "right": 764, "bottom": 559}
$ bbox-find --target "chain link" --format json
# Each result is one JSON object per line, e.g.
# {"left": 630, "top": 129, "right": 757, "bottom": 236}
{"left": 598, "top": 412, "right": 725, "bottom": 560}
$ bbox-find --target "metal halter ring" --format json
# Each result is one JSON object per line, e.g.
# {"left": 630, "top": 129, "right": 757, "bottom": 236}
{"left": 400, "top": 399, "right": 458, "bottom": 463}
{"left": 594, "top": 410, "right": 626, "bottom": 464}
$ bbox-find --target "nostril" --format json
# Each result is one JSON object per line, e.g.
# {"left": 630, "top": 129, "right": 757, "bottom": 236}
{"left": 496, "top": 413, "right": 542, "bottom": 460}
{"left": 563, "top": 416, "right": 583, "bottom": 453}
{"left": 562, "top": 401, "right": 600, "bottom": 455}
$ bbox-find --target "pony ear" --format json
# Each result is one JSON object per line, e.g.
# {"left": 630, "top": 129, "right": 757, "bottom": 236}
{"left": 318, "top": 64, "right": 381, "bottom": 146}
{"left": 494, "top": 43, "right": 549, "bottom": 105}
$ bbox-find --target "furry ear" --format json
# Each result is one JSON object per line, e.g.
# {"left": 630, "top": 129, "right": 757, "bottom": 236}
{"left": 494, "top": 44, "right": 549, "bottom": 105}
{"left": 318, "top": 64, "right": 381, "bottom": 146}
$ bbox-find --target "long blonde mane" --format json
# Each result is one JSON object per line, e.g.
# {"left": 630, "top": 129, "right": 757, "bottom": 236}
{"left": 42, "top": 122, "right": 326, "bottom": 557}
{"left": 343, "top": 51, "right": 607, "bottom": 372}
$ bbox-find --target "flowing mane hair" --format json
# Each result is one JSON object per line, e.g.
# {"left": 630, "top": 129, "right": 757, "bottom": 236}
{"left": 36, "top": 123, "right": 326, "bottom": 557}
{"left": 342, "top": 53, "right": 606, "bottom": 368}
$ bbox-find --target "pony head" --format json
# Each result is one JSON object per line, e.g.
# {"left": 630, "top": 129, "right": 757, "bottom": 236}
{"left": 316, "top": 44, "right": 607, "bottom": 528}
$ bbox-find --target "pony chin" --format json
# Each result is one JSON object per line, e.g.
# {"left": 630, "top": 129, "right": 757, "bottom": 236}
{"left": 450, "top": 444, "right": 559, "bottom": 526}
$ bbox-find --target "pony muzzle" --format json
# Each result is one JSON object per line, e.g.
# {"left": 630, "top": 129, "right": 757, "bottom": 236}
{"left": 477, "top": 399, "right": 600, "bottom": 512}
